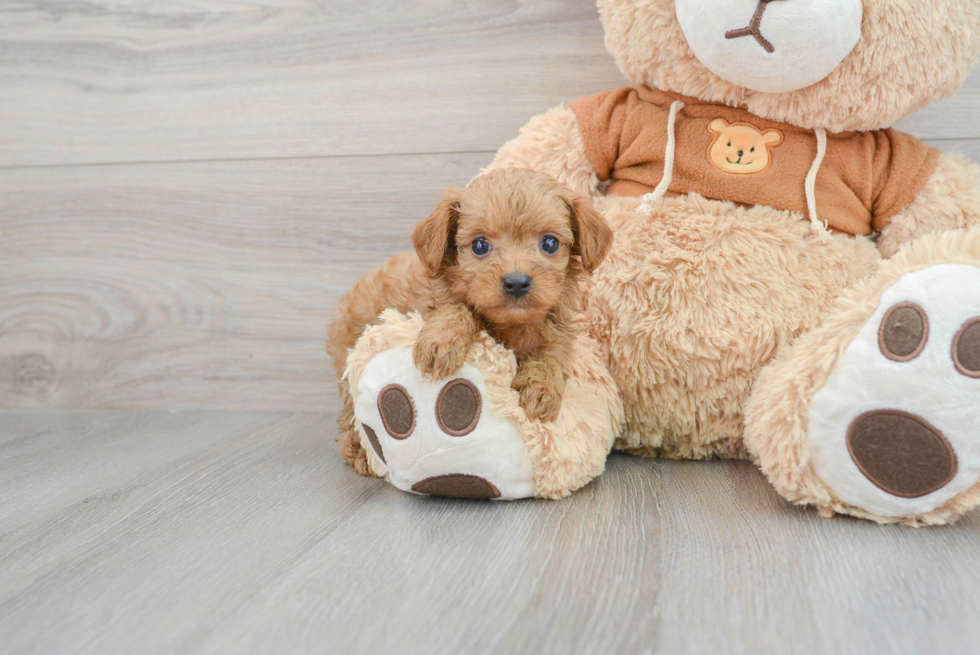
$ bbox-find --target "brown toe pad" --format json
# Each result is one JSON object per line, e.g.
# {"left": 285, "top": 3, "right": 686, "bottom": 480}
{"left": 361, "top": 424, "right": 385, "bottom": 464}
{"left": 847, "top": 410, "right": 957, "bottom": 498}
{"left": 378, "top": 384, "right": 415, "bottom": 439}
{"left": 953, "top": 317, "right": 980, "bottom": 377}
{"left": 878, "top": 302, "right": 928, "bottom": 362}
{"left": 412, "top": 474, "right": 501, "bottom": 499}
{"left": 436, "top": 379, "right": 482, "bottom": 437}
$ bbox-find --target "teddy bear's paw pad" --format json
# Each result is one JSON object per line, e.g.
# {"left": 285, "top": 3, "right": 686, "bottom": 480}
{"left": 846, "top": 411, "right": 957, "bottom": 499}
{"left": 353, "top": 347, "right": 536, "bottom": 500}
{"left": 411, "top": 474, "right": 500, "bottom": 499}
{"left": 808, "top": 264, "right": 980, "bottom": 518}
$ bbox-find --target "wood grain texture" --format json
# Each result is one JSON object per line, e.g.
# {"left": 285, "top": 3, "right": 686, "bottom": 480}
{"left": 0, "top": 0, "right": 623, "bottom": 167}
{"left": 0, "top": 153, "right": 484, "bottom": 412}
{"left": 2, "top": 410, "right": 980, "bottom": 655}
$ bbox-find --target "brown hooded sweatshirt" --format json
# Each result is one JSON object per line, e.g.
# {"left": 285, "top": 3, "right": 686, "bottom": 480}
{"left": 569, "top": 86, "right": 940, "bottom": 236}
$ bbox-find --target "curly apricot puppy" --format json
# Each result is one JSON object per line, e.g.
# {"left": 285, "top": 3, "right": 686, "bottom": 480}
{"left": 327, "top": 168, "right": 612, "bottom": 475}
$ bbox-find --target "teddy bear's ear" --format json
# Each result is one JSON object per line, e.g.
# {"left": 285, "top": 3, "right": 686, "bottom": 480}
{"left": 708, "top": 118, "right": 729, "bottom": 135}
{"left": 566, "top": 194, "right": 612, "bottom": 275}
{"left": 762, "top": 130, "right": 785, "bottom": 147}
{"left": 412, "top": 187, "right": 462, "bottom": 276}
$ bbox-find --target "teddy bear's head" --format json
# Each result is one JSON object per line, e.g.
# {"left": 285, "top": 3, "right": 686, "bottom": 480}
{"left": 598, "top": 0, "right": 980, "bottom": 132}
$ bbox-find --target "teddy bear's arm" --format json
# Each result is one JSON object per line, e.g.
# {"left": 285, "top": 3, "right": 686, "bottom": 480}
{"left": 877, "top": 153, "right": 980, "bottom": 258}
{"left": 483, "top": 105, "right": 601, "bottom": 200}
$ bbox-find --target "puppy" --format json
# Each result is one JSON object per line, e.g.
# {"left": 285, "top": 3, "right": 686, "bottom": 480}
{"left": 327, "top": 168, "right": 612, "bottom": 475}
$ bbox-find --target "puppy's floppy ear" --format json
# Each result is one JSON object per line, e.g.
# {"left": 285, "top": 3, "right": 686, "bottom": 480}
{"left": 412, "top": 187, "right": 462, "bottom": 276}
{"left": 566, "top": 194, "right": 612, "bottom": 274}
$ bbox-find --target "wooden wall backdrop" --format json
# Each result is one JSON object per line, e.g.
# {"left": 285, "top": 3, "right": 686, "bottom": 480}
{"left": 1, "top": 0, "right": 978, "bottom": 413}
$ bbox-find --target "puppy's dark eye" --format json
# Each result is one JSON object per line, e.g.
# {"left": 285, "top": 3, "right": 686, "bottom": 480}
{"left": 540, "top": 235, "right": 560, "bottom": 255}
{"left": 471, "top": 237, "right": 491, "bottom": 257}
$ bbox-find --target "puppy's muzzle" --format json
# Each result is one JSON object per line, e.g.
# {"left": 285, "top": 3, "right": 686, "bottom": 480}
{"left": 502, "top": 272, "right": 532, "bottom": 299}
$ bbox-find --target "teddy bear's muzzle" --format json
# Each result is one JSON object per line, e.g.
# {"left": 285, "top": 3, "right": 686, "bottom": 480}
{"left": 675, "top": 0, "right": 863, "bottom": 94}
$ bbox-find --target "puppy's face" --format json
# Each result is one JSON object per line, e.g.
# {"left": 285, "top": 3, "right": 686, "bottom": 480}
{"left": 453, "top": 182, "right": 574, "bottom": 326}
{"left": 412, "top": 169, "right": 611, "bottom": 327}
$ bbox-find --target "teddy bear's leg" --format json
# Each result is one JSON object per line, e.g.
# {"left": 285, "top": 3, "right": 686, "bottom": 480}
{"left": 482, "top": 106, "right": 600, "bottom": 200}
{"left": 345, "top": 311, "right": 622, "bottom": 500}
{"left": 585, "top": 194, "right": 880, "bottom": 459}
{"left": 745, "top": 227, "right": 980, "bottom": 525}
{"left": 877, "top": 153, "right": 980, "bottom": 258}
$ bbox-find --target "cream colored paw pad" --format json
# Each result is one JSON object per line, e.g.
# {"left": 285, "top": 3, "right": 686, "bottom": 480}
{"left": 809, "top": 264, "right": 980, "bottom": 517}
{"left": 352, "top": 347, "right": 536, "bottom": 500}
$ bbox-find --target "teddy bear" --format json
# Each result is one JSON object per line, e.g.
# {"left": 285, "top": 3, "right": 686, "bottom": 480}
{"left": 336, "top": 0, "right": 980, "bottom": 525}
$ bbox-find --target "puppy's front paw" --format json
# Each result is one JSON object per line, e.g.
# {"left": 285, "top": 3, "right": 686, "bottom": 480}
{"left": 513, "top": 365, "right": 564, "bottom": 423}
{"left": 413, "top": 330, "right": 470, "bottom": 380}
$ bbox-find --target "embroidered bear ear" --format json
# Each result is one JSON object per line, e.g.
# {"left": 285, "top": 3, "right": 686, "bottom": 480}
{"left": 708, "top": 118, "right": 729, "bottom": 135}
{"left": 762, "top": 130, "right": 784, "bottom": 147}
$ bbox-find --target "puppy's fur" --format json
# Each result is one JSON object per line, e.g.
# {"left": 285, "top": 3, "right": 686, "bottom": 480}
{"left": 327, "top": 168, "right": 612, "bottom": 475}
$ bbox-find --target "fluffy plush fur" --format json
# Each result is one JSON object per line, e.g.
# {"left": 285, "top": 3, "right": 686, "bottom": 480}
{"left": 328, "top": 168, "right": 611, "bottom": 471}
{"left": 489, "top": 107, "right": 602, "bottom": 201}
{"left": 585, "top": 194, "right": 881, "bottom": 459}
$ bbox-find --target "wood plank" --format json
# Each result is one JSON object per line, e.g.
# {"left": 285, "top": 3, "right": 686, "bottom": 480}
{"left": 0, "top": 411, "right": 284, "bottom": 533}
{"left": 0, "top": 0, "right": 624, "bottom": 167}
{"left": 2, "top": 1, "right": 976, "bottom": 169}
{"left": 654, "top": 461, "right": 980, "bottom": 654}
{"left": 0, "top": 153, "right": 487, "bottom": 413}
{"left": 2, "top": 410, "right": 980, "bottom": 654}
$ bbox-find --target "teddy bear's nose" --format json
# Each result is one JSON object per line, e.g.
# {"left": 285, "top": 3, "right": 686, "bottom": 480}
{"left": 737, "top": 150, "right": 744, "bottom": 157}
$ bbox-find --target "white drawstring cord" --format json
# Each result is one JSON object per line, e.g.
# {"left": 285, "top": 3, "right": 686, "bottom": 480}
{"left": 805, "top": 127, "right": 829, "bottom": 236}
{"left": 637, "top": 100, "right": 685, "bottom": 215}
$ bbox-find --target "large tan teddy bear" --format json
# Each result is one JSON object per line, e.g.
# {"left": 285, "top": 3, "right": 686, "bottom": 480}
{"left": 338, "top": 0, "right": 980, "bottom": 526}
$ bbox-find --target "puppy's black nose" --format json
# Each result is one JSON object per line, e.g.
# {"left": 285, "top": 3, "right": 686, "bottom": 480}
{"left": 502, "top": 272, "right": 532, "bottom": 299}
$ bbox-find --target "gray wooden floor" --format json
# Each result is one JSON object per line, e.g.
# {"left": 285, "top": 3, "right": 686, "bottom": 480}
{"left": 3, "top": 410, "right": 980, "bottom": 655}
{"left": 3, "top": 2, "right": 980, "bottom": 654}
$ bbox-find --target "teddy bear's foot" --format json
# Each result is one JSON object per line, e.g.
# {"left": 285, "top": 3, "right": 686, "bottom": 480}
{"left": 806, "top": 263, "right": 980, "bottom": 520}
{"left": 343, "top": 310, "right": 623, "bottom": 501}
{"left": 352, "top": 346, "right": 537, "bottom": 500}
{"left": 746, "top": 228, "right": 980, "bottom": 525}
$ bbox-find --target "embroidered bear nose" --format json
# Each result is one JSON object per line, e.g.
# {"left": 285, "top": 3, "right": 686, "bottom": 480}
{"left": 502, "top": 273, "right": 532, "bottom": 298}
{"left": 725, "top": 0, "right": 780, "bottom": 54}
{"left": 738, "top": 150, "right": 744, "bottom": 157}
